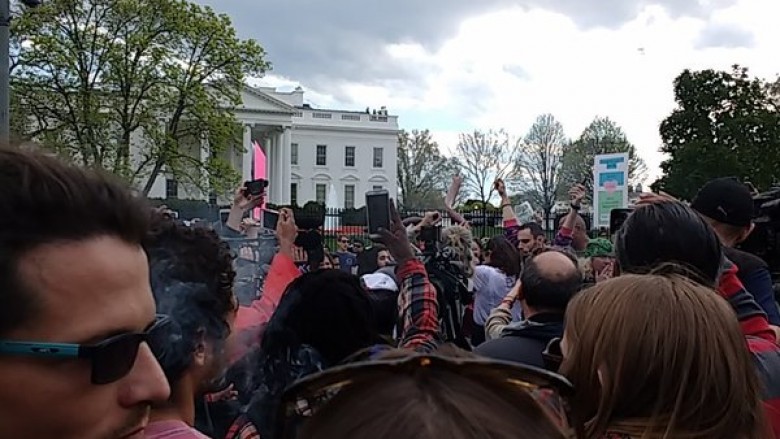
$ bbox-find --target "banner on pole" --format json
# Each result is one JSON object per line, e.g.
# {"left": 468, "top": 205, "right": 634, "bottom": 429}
{"left": 593, "top": 152, "right": 629, "bottom": 228}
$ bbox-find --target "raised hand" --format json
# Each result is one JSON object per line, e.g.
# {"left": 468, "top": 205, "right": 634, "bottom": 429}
{"left": 233, "top": 185, "right": 264, "bottom": 211}
{"left": 276, "top": 208, "right": 297, "bottom": 246}
{"left": 494, "top": 178, "right": 507, "bottom": 198}
{"left": 378, "top": 199, "right": 416, "bottom": 265}
{"left": 569, "top": 184, "right": 586, "bottom": 205}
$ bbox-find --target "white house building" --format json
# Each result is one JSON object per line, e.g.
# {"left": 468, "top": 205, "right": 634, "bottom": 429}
{"left": 145, "top": 86, "right": 400, "bottom": 208}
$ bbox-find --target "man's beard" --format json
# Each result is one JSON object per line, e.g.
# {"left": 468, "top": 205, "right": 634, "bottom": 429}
{"left": 200, "top": 350, "right": 230, "bottom": 394}
{"left": 106, "top": 405, "right": 150, "bottom": 439}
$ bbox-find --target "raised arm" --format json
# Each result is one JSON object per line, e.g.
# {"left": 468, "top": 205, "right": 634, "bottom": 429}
{"left": 225, "top": 184, "right": 265, "bottom": 233}
{"left": 379, "top": 200, "right": 441, "bottom": 352}
{"left": 495, "top": 178, "right": 520, "bottom": 248}
{"left": 553, "top": 184, "right": 585, "bottom": 249}
{"left": 445, "top": 175, "right": 467, "bottom": 225}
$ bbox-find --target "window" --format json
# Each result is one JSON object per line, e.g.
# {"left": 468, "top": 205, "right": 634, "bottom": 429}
{"left": 315, "top": 184, "right": 327, "bottom": 204}
{"left": 373, "top": 185, "right": 383, "bottom": 191}
{"left": 291, "top": 143, "right": 298, "bottom": 165}
{"left": 345, "top": 146, "right": 355, "bottom": 167}
{"left": 165, "top": 178, "right": 178, "bottom": 198}
{"left": 312, "top": 112, "right": 332, "bottom": 119}
{"left": 373, "top": 147, "right": 383, "bottom": 168}
{"left": 316, "top": 145, "right": 327, "bottom": 166}
{"left": 344, "top": 185, "right": 355, "bottom": 209}
{"left": 291, "top": 183, "right": 298, "bottom": 206}
{"left": 341, "top": 114, "right": 361, "bottom": 121}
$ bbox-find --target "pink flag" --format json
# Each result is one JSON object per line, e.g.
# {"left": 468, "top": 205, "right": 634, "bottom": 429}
{"left": 253, "top": 141, "right": 266, "bottom": 218}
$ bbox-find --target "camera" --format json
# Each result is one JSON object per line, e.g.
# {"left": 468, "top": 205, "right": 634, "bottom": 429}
{"left": 418, "top": 226, "right": 471, "bottom": 349}
{"left": 244, "top": 179, "right": 268, "bottom": 196}
{"left": 740, "top": 186, "right": 780, "bottom": 280}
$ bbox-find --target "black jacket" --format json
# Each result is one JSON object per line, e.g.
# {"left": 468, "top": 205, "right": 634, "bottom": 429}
{"left": 474, "top": 313, "right": 564, "bottom": 369}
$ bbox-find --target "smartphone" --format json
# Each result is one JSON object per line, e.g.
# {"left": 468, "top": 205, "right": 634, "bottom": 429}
{"left": 244, "top": 179, "right": 268, "bottom": 196}
{"left": 610, "top": 208, "right": 634, "bottom": 235}
{"left": 262, "top": 209, "right": 279, "bottom": 230}
{"left": 365, "top": 190, "right": 390, "bottom": 239}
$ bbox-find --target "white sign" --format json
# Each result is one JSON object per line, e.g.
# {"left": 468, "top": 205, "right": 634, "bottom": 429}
{"left": 593, "top": 153, "right": 629, "bottom": 228}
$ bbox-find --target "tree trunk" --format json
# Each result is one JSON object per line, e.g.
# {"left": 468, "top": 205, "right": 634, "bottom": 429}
{"left": 142, "top": 158, "right": 164, "bottom": 196}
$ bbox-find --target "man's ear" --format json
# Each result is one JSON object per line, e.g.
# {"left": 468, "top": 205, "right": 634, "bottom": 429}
{"left": 192, "top": 328, "right": 208, "bottom": 367}
{"left": 746, "top": 223, "right": 756, "bottom": 239}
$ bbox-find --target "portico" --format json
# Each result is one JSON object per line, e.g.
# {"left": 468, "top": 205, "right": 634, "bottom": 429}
{"left": 235, "top": 86, "right": 297, "bottom": 205}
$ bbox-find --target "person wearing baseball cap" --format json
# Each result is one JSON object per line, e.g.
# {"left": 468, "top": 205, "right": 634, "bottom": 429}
{"left": 692, "top": 177, "right": 780, "bottom": 325}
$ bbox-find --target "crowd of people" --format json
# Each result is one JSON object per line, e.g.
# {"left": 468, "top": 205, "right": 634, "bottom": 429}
{"left": 2, "top": 146, "right": 780, "bottom": 439}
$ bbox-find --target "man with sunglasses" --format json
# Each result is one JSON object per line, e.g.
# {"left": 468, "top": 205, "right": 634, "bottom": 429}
{"left": 333, "top": 235, "right": 357, "bottom": 274}
{"left": 0, "top": 148, "right": 170, "bottom": 438}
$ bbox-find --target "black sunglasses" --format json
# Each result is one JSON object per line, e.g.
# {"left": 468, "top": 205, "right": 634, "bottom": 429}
{"left": 543, "top": 337, "right": 564, "bottom": 372}
{"left": 276, "top": 352, "right": 583, "bottom": 438}
{"left": 0, "top": 315, "right": 170, "bottom": 385}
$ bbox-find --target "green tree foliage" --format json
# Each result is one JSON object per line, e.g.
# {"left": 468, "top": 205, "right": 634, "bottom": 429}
{"left": 559, "top": 116, "right": 647, "bottom": 198}
{"left": 516, "top": 113, "right": 568, "bottom": 218}
{"left": 396, "top": 129, "right": 460, "bottom": 210}
{"left": 454, "top": 129, "right": 517, "bottom": 205}
{"left": 655, "top": 66, "right": 780, "bottom": 199}
{"left": 11, "top": 0, "right": 269, "bottom": 196}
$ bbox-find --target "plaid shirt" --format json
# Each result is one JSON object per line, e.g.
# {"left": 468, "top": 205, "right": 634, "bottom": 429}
{"left": 396, "top": 258, "right": 441, "bottom": 353}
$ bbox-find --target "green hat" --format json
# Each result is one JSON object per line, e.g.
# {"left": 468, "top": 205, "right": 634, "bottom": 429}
{"left": 585, "top": 238, "right": 614, "bottom": 258}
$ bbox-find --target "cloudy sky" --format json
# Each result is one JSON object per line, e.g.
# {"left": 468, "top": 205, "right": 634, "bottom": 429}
{"left": 194, "top": 0, "right": 778, "bottom": 182}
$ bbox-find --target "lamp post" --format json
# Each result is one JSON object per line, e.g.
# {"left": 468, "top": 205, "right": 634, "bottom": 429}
{"left": 0, "top": 0, "right": 42, "bottom": 144}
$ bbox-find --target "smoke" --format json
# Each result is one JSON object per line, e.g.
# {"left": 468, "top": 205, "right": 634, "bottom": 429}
{"left": 146, "top": 254, "right": 231, "bottom": 387}
{"left": 232, "top": 234, "right": 279, "bottom": 306}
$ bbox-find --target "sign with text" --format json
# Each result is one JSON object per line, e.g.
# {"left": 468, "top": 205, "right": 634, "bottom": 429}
{"left": 593, "top": 153, "right": 629, "bottom": 228}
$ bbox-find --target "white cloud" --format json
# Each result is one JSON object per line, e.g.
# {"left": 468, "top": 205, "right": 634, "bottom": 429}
{"left": 254, "top": 0, "right": 780, "bottom": 183}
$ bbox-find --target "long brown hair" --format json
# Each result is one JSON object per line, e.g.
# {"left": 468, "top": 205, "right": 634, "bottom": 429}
{"left": 560, "top": 271, "right": 767, "bottom": 439}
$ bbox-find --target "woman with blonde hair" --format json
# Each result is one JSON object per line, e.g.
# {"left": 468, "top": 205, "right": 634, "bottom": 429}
{"left": 554, "top": 270, "right": 768, "bottom": 439}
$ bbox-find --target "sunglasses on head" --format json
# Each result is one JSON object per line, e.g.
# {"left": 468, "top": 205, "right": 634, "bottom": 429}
{"left": 276, "top": 352, "right": 583, "bottom": 438}
{"left": 0, "top": 315, "right": 170, "bottom": 385}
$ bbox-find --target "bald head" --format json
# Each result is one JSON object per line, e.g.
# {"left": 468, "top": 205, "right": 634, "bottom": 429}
{"left": 533, "top": 250, "right": 578, "bottom": 280}
{"left": 521, "top": 250, "right": 582, "bottom": 312}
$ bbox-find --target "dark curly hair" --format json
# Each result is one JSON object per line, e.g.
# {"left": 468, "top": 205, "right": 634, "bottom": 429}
{"left": 142, "top": 212, "right": 237, "bottom": 382}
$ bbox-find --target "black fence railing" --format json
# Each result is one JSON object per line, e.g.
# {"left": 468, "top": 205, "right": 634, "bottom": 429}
{"left": 151, "top": 197, "right": 596, "bottom": 247}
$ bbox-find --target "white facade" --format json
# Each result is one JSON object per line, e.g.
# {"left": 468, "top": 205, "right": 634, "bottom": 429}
{"left": 146, "top": 86, "right": 399, "bottom": 208}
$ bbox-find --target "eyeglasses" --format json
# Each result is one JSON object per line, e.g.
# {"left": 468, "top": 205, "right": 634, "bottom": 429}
{"left": 0, "top": 315, "right": 170, "bottom": 385}
{"left": 339, "top": 239, "right": 349, "bottom": 243}
{"left": 543, "top": 337, "right": 564, "bottom": 372}
{"left": 276, "top": 352, "right": 583, "bottom": 438}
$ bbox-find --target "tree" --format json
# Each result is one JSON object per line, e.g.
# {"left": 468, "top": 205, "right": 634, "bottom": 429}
{"left": 656, "top": 66, "right": 780, "bottom": 199}
{"left": 516, "top": 114, "right": 567, "bottom": 219}
{"left": 559, "top": 116, "right": 647, "bottom": 197}
{"left": 396, "top": 129, "right": 459, "bottom": 210}
{"left": 454, "top": 129, "right": 517, "bottom": 205}
{"left": 11, "top": 0, "right": 269, "bottom": 197}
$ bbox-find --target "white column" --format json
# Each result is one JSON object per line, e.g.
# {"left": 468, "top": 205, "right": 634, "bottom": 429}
{"left": 242, "top": 125, "right": 252, "bottom": 183}
{"left": 273, "top": 133, "right": 282, "bottom": 203}
{"left": 281, "top": 128, "right": 292, "bottom": 204}
{"left": 265, "top": 134, "right": 275, "bottom": 203}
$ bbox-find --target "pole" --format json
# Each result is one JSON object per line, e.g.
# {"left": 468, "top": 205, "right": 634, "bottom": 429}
{"left": 0, "top": 0, "right": 10, "bottom": 145}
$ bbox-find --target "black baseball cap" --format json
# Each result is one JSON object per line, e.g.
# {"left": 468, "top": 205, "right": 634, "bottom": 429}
{"left": 691, "top": 177, "right": 754, "bottom": 227}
